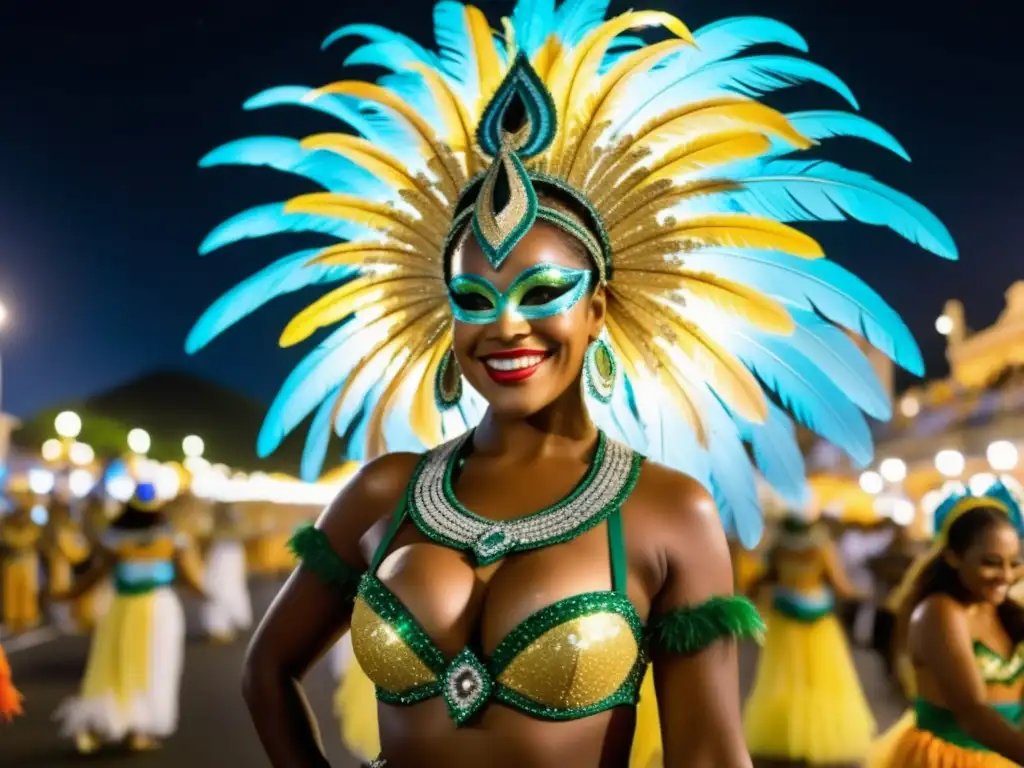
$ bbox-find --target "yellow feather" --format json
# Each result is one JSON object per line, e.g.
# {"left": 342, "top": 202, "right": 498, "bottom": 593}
{"left": 604, "top": 134, "right": 773, "bottom": 230}
{"left": 404, "top": 62, "right": 474, "bottom": 155}
{"left": 566, "top": 39, "right": 689, "bottom": 186}
{"left": 300, "top": 134, "right": 433, "bottom": 205}
{"left": 531, "top": 34, "right": 564, "bottom": 81}
{"left": 612, "top": 214, "right": 825, "bottom": 260}
{"left": 284, "top": 193, "right": 441, "bottom": 254}
{"left": 466, "top": 6, "right": 505, "bottom": 108}
{"left": 310, "top": 81, "right": 466, "bottom": 189}
{"left": 614, "top": 268, "right": 794, "bottom": 335}
{"left": 280, "top": 277, "right": 445, "bottom": 347}
{"left": 545, "top": 11, "right": 695, "bottom": 166}
{"left": 364, "top": 313, "right": 450, "bottom": 457}
{"left": 330, "top": 304, "right": 446, "bottom": 450}
{"left": 613, "top": 285, "right": 767, "bottom": 423}
{"left": 306, "top": 242, "right": 441, "bottom": 275}
{"left": 604, "top": 304, "right": 707, "bottom": 443}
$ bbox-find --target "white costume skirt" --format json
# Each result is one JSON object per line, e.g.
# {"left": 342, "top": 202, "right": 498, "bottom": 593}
{"left": 201, "top": 540, "right": 252, "bottom": 636}
{"left": 54, "top": 587, "right": 185, "bottom": 740}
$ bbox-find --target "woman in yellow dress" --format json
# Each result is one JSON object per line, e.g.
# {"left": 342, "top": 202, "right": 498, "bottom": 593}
{"left": 53, "top": 482, "right": 206, "bottom": 754}
{"left": 870, "top": 483, "right": 1024, "bottom": 767}
{"left": 1, "top": 501, "right": 42, "bottom": 634}
{"left": 744, "top": 515, "right": 875, "bottom": 766}
{"left": 44, "top": 499, "right": 92, "bottom": 633}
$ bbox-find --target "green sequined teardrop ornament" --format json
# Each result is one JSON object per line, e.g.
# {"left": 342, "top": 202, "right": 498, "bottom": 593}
{"left": 435, "top": 347, "right": 463, "bottom": 411}
{"left": 584, "top": 338, "right": 617, "bottom": 404}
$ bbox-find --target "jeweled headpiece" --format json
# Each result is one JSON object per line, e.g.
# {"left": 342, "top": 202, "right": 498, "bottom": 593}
{"left": 190, "top": 1, "right": 957, "bottom": 546}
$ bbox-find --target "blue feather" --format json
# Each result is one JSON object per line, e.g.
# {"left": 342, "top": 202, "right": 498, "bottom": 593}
{"left": 681, "top": 249, "right": 924, "bottom": 375}
{"left": 510, "top": 0, "right": 556, "bottom": 55}
{"left": 258, "top": 321, "right": 371, "bottom": 457}
{"left": 720, "top": 325, "right": 874, "bottom": 466}
{"left": 321, "top": 23, "right": 440, "bottom": 66}
{"left": 379, "top": 72, "right": 444, "bottom": 130}
{"left": 739, "top": 401, "right": 809, "bottom": 506}
{"left": 586, "top": 350, "right": 646, "bottom": 449}
{"left": 788, "top": 309, "right": 892, "bottom": 420}
{"left": 705, "top": 158, "right": 957, "bottom": 259}
{"left": 301, "top": 385, "right": 342, "bottom": 481}
{"left": 243, "top": 86, "right": 374, "bottom": 134}
{"left": 687, "top": 16, "right": 807, "bottom": 67}
{"left": 783, "top": 111, "right": 910, "bottom": 161}
{"left": 702, "top": 391, "right": 763, "bottom": 548}
{"left": 616, "top": 54, "right": 858, "bottom": 137}
{"left": 598, "top": 35, "right": 646, "bottom": 74}
{"left": 186, "top": 249, "right": 351, "bottom": 354}
{"left": 554, "top": 0, "right": 612, "bottom": 47}
{"left": 344, "top": 41, "right": 434, "bottom": 72}
{"left": 199, "top": 137, "right": 389, "bottom": 195}
{"left": 198, "top": 203, "right": 372, "bottom": 256}
{"left": 434, "top": 2, "right": 481, "bottom": 100}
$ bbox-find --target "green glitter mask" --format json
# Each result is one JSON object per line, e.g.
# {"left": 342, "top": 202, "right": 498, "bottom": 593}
{"left": 448, "top": 264, "right": 592, "bottom": 325}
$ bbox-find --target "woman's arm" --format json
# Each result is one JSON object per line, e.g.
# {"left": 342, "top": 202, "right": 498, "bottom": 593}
{"left": 648, "top": 475, "right": 761, "bottom": 768}
{"left": 52, "top": 549, "right": 115, "bottom": 601}
{"left": 242, "top": 452, "right": 418, "bottom": 768}
{"left": 912, "top": 595, "right": 1024, "bottom": 763}
{"left": 821, "top": 542, "right": 865, "bottom": 601}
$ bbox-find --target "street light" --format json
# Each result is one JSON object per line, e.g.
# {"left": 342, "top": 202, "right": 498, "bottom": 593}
{"left": 127, "top": 428, "right": 151, "bottom": 455}
{"left": 55, "top": 411, "right": 83, "bottom": 440}
{"left": 859, "top": 471, "right": 884, "bottom": 495}
{"left": 69, "top": 441, "right": 95, "bottom": 467}
{"left": 987, "top": 441, "right": 1019, "bottom": 472}
{"left": 182, "top": 434, "right": 205, "bottom": 459}
{"left": 935, "top": 449, "right": 965, "bottom": 478}
{"left": 41, "top": 438, "right": 63, "bottom": 462}
{"left": 935, "top": 315, "right": 954, "bottom": 336}
{"left": 879, "top": 458, "right": 908, "bottom": 484}
{"left": 0, "top": 300, "right": 8, "bottom": 330}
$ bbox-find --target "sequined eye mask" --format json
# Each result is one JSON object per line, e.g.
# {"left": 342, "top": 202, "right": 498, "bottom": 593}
{"left": 448, "top": 264, "right": 592, "bottom": 325}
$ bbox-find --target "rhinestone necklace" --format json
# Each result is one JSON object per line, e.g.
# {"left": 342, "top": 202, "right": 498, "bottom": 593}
{"left": 407, "top": 430, "right": 642, "bottom": 565}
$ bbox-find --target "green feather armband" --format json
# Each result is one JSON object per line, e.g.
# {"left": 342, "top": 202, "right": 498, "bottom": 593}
{"left": 649, "top": 595, "right": 765, "bottom": 656}
{"left": 288, "top": 524, "right": 364, "bottom": 600}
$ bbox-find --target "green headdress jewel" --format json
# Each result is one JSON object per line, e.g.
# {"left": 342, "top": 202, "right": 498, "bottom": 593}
{"left": 444, "top": 53, "right": 612, "bottom": 282}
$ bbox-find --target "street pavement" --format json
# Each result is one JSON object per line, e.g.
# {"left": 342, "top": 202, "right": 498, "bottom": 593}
{"left": 3, "top": 580, "right": 906, "bottom": 767}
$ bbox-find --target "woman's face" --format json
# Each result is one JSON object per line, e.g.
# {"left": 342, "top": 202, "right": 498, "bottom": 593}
{"left": 950, "top": 521, "right": 1023, "bottom": 605}
{"left": 448, "top": 222, "right": 606, "bottom": 418}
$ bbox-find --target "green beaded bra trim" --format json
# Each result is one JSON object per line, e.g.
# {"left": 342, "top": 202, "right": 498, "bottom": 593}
{"left": 406, "top": 430, "right": 643, "bottom": 566}
{"left": 358, "top": 572, "right": 646, "bottom": 723}
{"left": 974, "top": 640, "right": 1024, "bottom": 686}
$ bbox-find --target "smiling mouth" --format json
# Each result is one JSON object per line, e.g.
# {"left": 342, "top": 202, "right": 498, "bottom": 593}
{"left": 480, "top": 349, "right": 553, "bottom": 383}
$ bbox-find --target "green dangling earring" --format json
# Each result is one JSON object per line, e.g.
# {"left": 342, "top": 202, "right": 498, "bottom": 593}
{"left": 435, "top": 347, "right": 463, "bottom": 411}
{"left": 584, "top": 338, "right": 616, "bottom": 404}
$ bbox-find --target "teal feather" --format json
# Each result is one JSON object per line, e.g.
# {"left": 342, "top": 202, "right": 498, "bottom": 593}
{"left": 198, "top": 203, "right": 372, "bottom": 256}
{"left": 199, "top": 137, "right": 388, "bottom": 195}
{"left": 301, "top": 385, "right": 343, "bottom": 481}
{"left": 553, "top": 0, "right": 612, "bottom": 47}
{"left": 434, "top": 1, "right": 482, "bottom": 101}
{"left": 321, "top": 23, "right": 440, "bottom": 67}
{"left": 739, "top": 401, "right": 809, "bottom": 506}
{"left": 702, "top": 159, "right": 956, "bottom": 259}
{"left": 510, "top": 0, "right": 556, "bottom": 55}
{"left": 681, "top": 249, "right": 922, "bottom": 375}
{"left": 783, "top": 111, "right": 910, "bottom": 161}
{"left": 186, "top": 249, "right": 351, "bottom": 354}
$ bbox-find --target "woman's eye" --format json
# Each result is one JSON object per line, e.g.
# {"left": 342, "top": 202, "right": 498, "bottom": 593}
{"left": 451, "top": 292, "right": 493, "bottom": 312}
{"left": 521, "top": 284, "right": 571, "bottom": 306}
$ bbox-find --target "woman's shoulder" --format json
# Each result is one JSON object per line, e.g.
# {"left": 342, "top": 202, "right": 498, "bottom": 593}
{"left": 316, "top": 451, "right": 423, "bottom": 549}
{"left": 628, "top": 458, "right": 727, "bottom": 559}
{"left": 910, "top": 593, "right": 968, "bottom": 636}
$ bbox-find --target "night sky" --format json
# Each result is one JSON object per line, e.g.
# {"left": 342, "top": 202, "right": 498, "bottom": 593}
{"left": 0, "top": 0, "right": 1019, "bottom": 418}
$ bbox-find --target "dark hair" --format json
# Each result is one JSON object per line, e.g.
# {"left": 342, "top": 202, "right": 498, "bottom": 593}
{"left": 901, "top": 505, "right": 1024, "bottom": 643}
{"left": 108, "top": 504, "right": 168, "bottom": 531}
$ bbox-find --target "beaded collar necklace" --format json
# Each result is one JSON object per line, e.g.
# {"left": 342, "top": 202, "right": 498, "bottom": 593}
{"left": 407, "top": 430, "right": 642, "bottom": 566}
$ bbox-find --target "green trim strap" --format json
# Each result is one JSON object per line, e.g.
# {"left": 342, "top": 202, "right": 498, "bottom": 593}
{"left": 288, "top": 524, "right": 364, "bottom": 600}
{"left": 649, "top": 595, "right": 765, "bottom": 656}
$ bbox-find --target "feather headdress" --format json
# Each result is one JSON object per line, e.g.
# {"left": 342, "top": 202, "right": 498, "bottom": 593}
{"left": 189, "top": 1, "right": 956, "bottom": 546}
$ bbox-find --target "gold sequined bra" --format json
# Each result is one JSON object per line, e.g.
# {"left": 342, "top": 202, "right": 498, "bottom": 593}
{"left": 349, "top": 437, "right": 646, "bottom": 725}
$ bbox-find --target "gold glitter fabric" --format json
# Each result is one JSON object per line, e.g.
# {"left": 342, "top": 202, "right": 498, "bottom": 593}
{"left": 350, "top": 596, "right": 439, "bottom": 695}
{"left": 195, "top": 1, "right": 956, "bottom": 548}
{"left": 496, "top": 613, "right": 639, "bottom": 709}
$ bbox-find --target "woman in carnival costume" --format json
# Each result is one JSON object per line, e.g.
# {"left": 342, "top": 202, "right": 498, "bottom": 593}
{"left": 744, "top": 514, "right": 875, "bottom": 766}
{"left": 188, "top": 2, "right": 954, "bottom": 765}
{"left": 1, "top": 483, "right": 42, "bottom": 634}
{"left": 201, "top": 501, "right": 253, "bottom": 644}
{"left": 53, "top": 481, "right": 206, "bottom": 754}
{"left": 0, "top": 641, "right": 23, "bottom": 722}
{"left": 870, "top": 482, "right": 1024, "bottom": 768}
